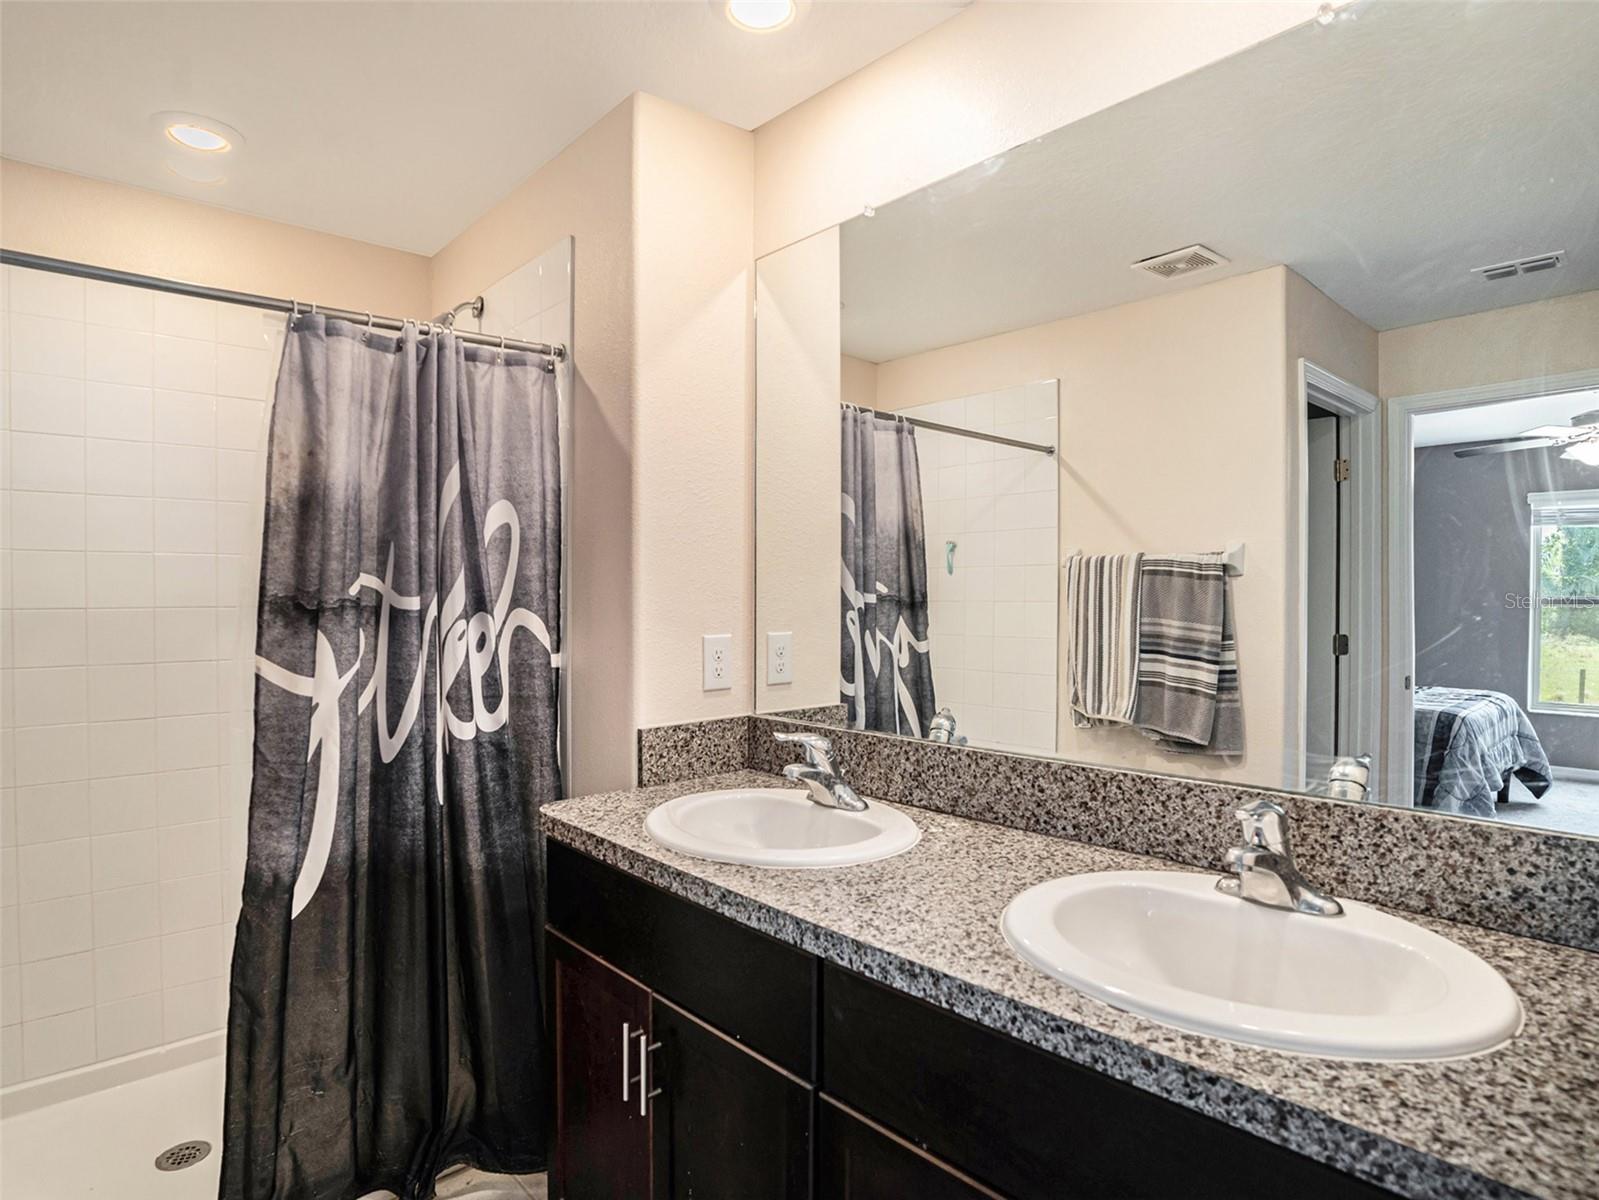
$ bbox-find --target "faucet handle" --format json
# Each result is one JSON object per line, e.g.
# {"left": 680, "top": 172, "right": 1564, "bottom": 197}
{"left": 1233, "top": 799, "right": 1290, "bottom": 855}
{"left": 775, "top": 731, "right": 836, "bottom": 772}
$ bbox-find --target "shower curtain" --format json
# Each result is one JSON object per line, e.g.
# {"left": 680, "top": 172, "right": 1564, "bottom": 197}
{"left": 841, "top": 408, "right": 937, "bottom": 736}
{"left": 222, "top": 316, "right": 562, "bottom": 1200}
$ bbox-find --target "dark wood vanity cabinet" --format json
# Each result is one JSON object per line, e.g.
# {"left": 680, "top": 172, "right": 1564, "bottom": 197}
{"left": 547, "top": 842, "right": 1400, "bottom": 1200}
{"left": 550, "top": 934, "right": 651, "bottom": 1200}
{"left": 549, "top": 929, "right": 812, "bottom": 1200}
{"left": 546, "top": 841, "right": 815, "bottom": 1200}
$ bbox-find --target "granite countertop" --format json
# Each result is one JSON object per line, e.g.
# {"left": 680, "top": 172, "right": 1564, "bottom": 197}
{"left": 542, "top": 771, "right": 1599, "bottom": 1200}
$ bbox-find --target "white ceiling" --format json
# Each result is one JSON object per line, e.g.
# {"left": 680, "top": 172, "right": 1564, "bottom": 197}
{"left": 0, "top": 0, "right": 963, "bottom": 254}
{"left": 1413, "top": 389, "right": 1599, "bottom": 448}
{"left": 840, "top": 0, "right": 1599, "bottom": 362}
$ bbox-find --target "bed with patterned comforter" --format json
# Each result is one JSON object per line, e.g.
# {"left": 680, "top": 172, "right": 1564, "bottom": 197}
{"left": 1413, "top": 686, "right": 1553, "bottom": 818}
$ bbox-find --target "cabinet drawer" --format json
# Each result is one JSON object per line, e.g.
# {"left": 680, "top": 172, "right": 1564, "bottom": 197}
{"left": 651, "top": 997, "right": 812, "bottom": 1200}
{"left": 819, "top": 1097, "right": 1000, "bottom": 1200}
{"left": 547, "top": 841, "right": 817, "bottom": 1079}
{"left": 821, "top": 964, "right": 1399, "bottom": 1200}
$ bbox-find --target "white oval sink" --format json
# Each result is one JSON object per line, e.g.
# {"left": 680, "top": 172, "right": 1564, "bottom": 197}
{"left": 1002, "top": 871, "right": 1521, "bottom": 1060}
{"left": 645, "top": 787, "right": 920, "bottom": 868}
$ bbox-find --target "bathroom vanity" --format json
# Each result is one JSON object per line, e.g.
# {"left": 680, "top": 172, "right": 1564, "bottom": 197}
{"left": 547, "top": 839, "right": 1391, "bottom": 1199}
{"left": 543, "top": 766, "right": 1599, "bottom": 1200}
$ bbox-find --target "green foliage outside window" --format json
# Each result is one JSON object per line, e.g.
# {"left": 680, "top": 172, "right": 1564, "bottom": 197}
{"left": 1536, "top": 523, "right": 1599, "bottom": 708}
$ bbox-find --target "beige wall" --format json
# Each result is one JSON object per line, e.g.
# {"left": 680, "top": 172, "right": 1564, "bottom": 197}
{"left": 873, "top": 268, "right": 1298, "bottom": 785}
{"left": 431, "top": 97, "right": 641, "bottom": 795}
{"left": 841, "top": 353, "right": 878, "bottom": 411}
{"left": 752, "top": 1, "right": 1319, "bottom": 257}
{"left": 1286, "top": 271, "right": 1379, "bottom": 398}
{"left": 1378, "top": 289, "right": 1599, "bottom": 399}
{"left": 631, "top": 94, "right": 755, "bottom": 728}
{"left": 755, "top": 229, "right": 841, "bottom": 713}
{"left": 0, "top": 158, "right": 429, "bottom": 316}
{"left": 432, "top": 94, "right": 756, "bottom": 781}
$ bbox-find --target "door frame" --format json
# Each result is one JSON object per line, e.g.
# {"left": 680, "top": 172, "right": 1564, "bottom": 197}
{"left": 1383, "top": 366, "right": 1599, "bottom": 808}
{"left": 1293, "top": 360, "right": 1381, "bottom": 792}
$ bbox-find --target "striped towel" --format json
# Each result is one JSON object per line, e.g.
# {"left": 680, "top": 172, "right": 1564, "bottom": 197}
{"left": 1133, "top": 554, "right": 1242, "bottom": 756}
{"left": 1065, "top": 553, "right": 1144, "bottom": 728}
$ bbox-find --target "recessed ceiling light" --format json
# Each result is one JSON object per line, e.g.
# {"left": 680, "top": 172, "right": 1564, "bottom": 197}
{"left": 165, "top": 122, "right": 231, "bottom": 153}
{"left": 151, "top": 111, "right": 243, "bottom": 160}
{"left": 726, "top": 0, "right": 795, "bottom": 32}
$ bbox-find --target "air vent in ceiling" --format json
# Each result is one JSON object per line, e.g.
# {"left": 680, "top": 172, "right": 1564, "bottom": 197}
{"left": 1132, "top": 244, "right": 1229, "bottom": 281}
{"left": 1472, "top": 251, "right": 1564, "bottom": 281}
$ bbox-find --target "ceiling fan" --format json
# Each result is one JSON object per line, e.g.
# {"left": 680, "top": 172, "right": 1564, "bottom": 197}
{"left": 1453, "top": 407, "right": 1599, "bottom": 465}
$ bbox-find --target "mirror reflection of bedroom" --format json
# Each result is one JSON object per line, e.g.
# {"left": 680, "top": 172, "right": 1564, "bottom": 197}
{"left": 1404, "top": 388, "right": 1599, "bottom": 833}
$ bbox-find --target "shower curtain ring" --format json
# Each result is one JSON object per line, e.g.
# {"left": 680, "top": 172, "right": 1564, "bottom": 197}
{"left": 498, "top": 334, "right": 506, "bottom": 363}
{"left": 363, "top": 312, "right": 373, "bottom": 341}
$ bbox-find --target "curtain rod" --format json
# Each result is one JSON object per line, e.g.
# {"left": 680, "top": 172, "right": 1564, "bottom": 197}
{"left": 846, "top": 403, "right": 1055, "bottom": 456}
{"left": 1, "top": 250, "right": 567, "bottom": 361}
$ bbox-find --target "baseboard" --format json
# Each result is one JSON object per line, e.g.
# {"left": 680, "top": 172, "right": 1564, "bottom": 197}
{"left": 1553, "top": 766, "right": 1599, "bottom": 784}
{"left": 0, "top": 1031, "right": 224, "bottom": 1118}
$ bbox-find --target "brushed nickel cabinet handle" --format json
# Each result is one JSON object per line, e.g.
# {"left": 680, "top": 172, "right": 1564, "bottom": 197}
{"left": 637, "top": 1031, "right": 663, "bottom": 1116}
{"left": 621, "top": 1022, "right": 632, "bottom": 1103}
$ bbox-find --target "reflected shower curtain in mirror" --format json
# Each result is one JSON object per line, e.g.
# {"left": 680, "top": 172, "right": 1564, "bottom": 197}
{"left": 222, "top": 316, "right": 561, "bottom": 1199}
{"left": 841, "top": 407, "right": 936, "bottom": 736}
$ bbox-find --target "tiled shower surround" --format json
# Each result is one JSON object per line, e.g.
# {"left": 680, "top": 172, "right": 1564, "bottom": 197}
{"left": 0, "top": 239, "right": 573, "bottom": 1091}
{"left": 904, "top": 380, "right": 1059, "bottom": 754}
{"left": 0, "top": 265, "right": 277, "bottom": 1084}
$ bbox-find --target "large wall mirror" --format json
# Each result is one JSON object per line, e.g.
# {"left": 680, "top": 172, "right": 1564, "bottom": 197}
{"left": 753, "top": 0, "right": 1599, "bottom": 837}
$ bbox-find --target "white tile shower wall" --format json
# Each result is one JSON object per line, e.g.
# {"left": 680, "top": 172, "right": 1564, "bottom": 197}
{"left": 469, "top": 239, "right": 572, "bottom": 361}
{"left": 0, "top": 266, "right": 279, "bottom": 1084}
{"left": 906, "top": 380, "right": 1060, "bottom": 754}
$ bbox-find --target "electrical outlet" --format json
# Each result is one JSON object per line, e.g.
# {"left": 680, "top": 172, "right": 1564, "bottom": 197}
{"left": 702, "top": 633, "right": 733, "bottom": 691}
{"left": 766, "top": 631, "right": 793, "bottom": 685}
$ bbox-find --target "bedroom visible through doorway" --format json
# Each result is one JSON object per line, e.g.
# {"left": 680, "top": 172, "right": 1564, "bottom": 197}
{"left": 1395, "top": 380, "right": 1599, "bottom": 831}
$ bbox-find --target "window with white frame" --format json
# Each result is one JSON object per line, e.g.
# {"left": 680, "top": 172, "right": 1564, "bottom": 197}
{"left": 1528, "top": 490, "right": 1599, "bottom": 715}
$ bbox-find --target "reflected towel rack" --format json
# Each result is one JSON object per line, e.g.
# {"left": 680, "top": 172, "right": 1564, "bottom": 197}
{"left": 1063, "top": 541, "right": 1246, "bottom": 578}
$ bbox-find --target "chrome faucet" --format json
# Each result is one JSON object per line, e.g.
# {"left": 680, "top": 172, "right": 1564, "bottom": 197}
{"left": 1215, "top": 799, "right": 1343, "bottom": 916}
{"left": 927, "top": 707, "right": 967, "bottom": 745}
{"left": 776, "top": 732, "right": 867, "bottom": 812}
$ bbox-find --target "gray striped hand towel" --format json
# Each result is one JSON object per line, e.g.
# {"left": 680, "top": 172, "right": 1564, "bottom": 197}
{"left": 1065, "top": 553, "right": 1144, "bottom": 729}
{"left": 1133, "top": 553, "right": 1242, "bottom": 756}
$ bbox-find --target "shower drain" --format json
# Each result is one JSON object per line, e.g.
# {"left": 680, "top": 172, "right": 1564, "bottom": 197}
{"left": 154, "top": 1141, "right": 212, "bottom": 1172}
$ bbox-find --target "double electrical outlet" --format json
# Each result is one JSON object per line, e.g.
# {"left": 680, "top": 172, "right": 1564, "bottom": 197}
{"left": 702, "top": 634, "right": 733, "bottom": 691}
{"left": 701, "top": 631, "right": 794, "bottom": 690}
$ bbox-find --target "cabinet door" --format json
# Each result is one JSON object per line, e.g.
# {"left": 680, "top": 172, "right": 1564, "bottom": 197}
{"left": 650, "top": 997, "right": 812, "bottom": 1200}
{"left": 550, "top": 933, "right": 651, "bottom": 1200}
{"left": 818, "top": 1098, "right": 1001, "bottom": 1200}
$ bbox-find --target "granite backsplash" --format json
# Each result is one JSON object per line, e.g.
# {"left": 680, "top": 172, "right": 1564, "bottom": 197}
{"left": 635, "top": 714, "right": 1599, "bottom": 952}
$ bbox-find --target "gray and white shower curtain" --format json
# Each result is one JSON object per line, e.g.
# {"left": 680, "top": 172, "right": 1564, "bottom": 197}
{"left": 222, "top": 315, "right": 561, "bottom": 1200}
{"left": 841, "top": 407, "right": 937, "bottom": 736}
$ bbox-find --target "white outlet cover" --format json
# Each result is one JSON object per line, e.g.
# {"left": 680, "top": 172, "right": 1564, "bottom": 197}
{"left": 702, "top": 633, "right": 733, "bottom": 691}
{"left": 766, "top": 631, "right": 794, "bottom": 685}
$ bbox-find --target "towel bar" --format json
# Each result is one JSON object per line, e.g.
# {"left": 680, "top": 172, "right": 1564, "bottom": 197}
{"left": 1062, "top": 541, "right": 1245, "bottom": 578}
